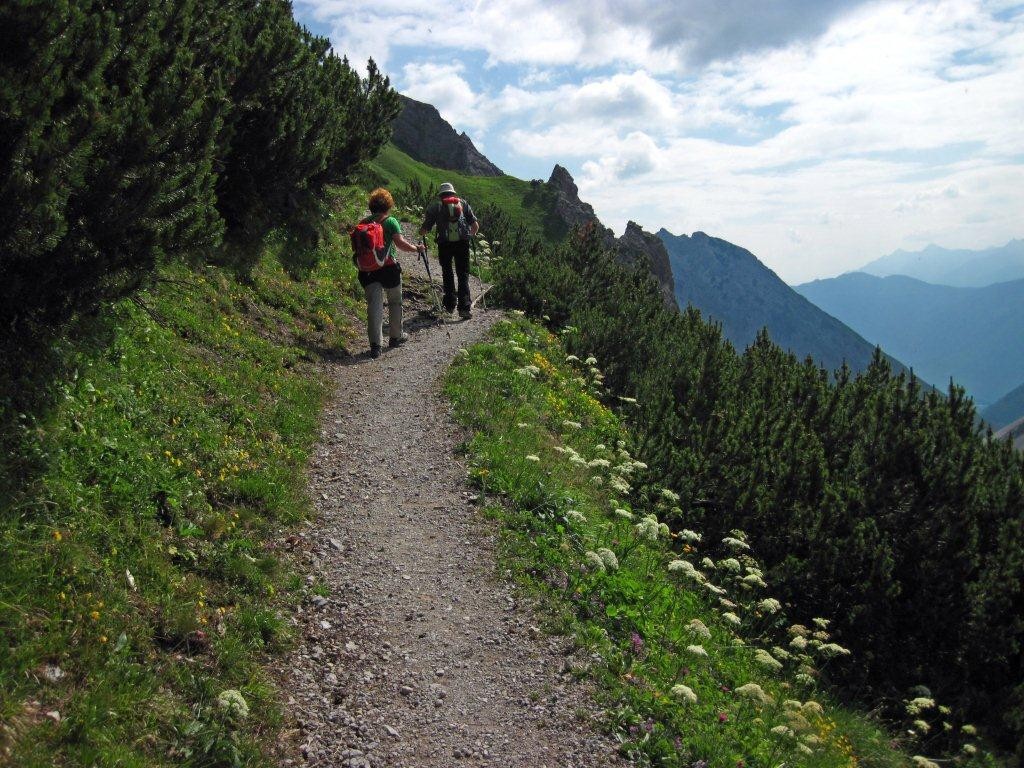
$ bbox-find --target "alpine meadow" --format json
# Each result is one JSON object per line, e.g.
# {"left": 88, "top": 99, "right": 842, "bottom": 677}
{"left": 2, "top": 2, "right": 1023, "bottom": 768}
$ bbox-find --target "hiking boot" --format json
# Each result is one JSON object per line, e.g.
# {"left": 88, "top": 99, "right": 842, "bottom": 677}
{"left": 459, "top": 309, "right": 472, "bottom": 320}
{"left": 369, "top": 344, "right": 382, "bottom": 359}
{"left": 388, "top": 333, "right": 408, "bottom": 348}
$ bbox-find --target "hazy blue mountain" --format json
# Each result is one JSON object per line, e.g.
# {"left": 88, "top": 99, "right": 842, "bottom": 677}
{"left": 659, "top": 230, "right": 908, "bottom": 376}
{"left": 858, "top": 239, "right": 1024, "bottom": 287}
{"left": 983, "top": 381, "right": 1024, "bottom": 430}
{"left": 795, "top": 273, "right": 1024, "bottom": 406}
{"left": 994, "top": 415, "right": 1024, "bottom": 451}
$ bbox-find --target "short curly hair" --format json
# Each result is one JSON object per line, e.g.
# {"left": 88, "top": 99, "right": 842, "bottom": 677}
{"left": 368, "top": 187, "right": 394, "bottom": 215}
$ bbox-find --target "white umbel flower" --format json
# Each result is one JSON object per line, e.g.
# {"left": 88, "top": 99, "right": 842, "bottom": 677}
{"left": 687, "top": 618, "right": 711, "bottom": 639}
{"left": 584, "top": 551, "right": 606, "bottom": 572}
{"left": 670, "top": 684, "right": 698, "bottom": 704}
{"left": 596, "top": 548, "right": 619, "bottom": 571}
{"left": 217, "top": 689, "right": 249, "bottom": 721}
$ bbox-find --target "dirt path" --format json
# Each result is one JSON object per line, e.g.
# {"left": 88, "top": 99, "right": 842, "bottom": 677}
{"left": 273, "top": 244, "right": 626, "bottom": 767}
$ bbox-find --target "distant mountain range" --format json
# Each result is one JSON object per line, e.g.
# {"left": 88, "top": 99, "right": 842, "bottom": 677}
{"left": 858, "top": 239, "right": 1024, "bottom": 287}
{"left": 795, "top": 273, "right": 1024, "bottom": 407}
{"left": 659, "top": 230, "right": 910, "bottom": 376}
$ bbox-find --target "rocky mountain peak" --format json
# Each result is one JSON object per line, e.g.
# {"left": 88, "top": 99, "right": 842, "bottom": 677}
{"left": 543, "top": 168, "right": 675, "bottom": 308}
{"left": 615, "top": 222, "right": 676, "bottom": 309}
{"left": 548, "top": 164, "right": 579, "bottom": 197}
{"left": 546, "top": 164, "right": 602, "bottom": 233}
{"left": 391, "top": 95, "right": 502, "bottom": 177}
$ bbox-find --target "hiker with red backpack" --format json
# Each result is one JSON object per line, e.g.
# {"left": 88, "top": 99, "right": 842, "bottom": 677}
{"left": 419, "top": 182, "right": 480, "bottom": 319}
{"left": 352, "top": 188, "right": 424, "bottom": 358}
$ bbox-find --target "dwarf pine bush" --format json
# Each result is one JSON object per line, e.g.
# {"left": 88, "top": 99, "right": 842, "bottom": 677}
{"left": 1, "top": 0, "right": 399, "bottom": 374}
{"left": 487, "top": 218, "right": 1024, "bottom": 758}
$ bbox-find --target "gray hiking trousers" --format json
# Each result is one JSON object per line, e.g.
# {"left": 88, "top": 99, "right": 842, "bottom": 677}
{"left": 364, "top": 280, "right": 403, "bottom": 349}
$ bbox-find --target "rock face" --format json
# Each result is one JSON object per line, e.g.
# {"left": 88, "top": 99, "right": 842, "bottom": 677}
{"left": 984, "top": 381, "right": 1024, "bottom": 430}
{"left": 392, "top": 95, "right": 503, "bottom": 177}
{"left": 660, "top": 229, "right": 913, "bottom": 377}
{"left": 547, "top": 165, "right": 675, "bottom": 308}
{"left": 614, "top": 222, "right": 677, "bottom": 309}
{"left": 547, "top": 165, "right": 607, "bottom": 234}
{"left": 994, "top": 414, "right": 1024, "bottom": 450}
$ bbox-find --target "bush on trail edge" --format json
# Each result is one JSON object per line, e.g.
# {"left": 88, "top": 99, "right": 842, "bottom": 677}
{"left": 446, "top": 316, "right": 923, "bottom": 768}
{"left": 482, "top": 217, "right": 1024, "bottom": 761}
{"left": 1, "top": 0, "right": 398, "bottom": 378}
{"left": 0, "top": 187, "right": 368, "bottom": 766}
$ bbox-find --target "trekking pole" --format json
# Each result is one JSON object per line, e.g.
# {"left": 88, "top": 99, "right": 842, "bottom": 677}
{"left": 470, "top": 234, "right": 487, "bottom": 312}
{"left": 418, "top": 238, "right": 450, "bottom": 336}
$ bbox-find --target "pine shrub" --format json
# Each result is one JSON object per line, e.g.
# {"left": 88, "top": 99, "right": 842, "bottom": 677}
{"left": 490, "top": 219, "right": 1024, "bottom": 758}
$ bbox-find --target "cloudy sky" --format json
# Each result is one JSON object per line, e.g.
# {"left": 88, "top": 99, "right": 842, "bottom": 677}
{"left": 294, "top": 0, "right": 1024, "bottom": 283}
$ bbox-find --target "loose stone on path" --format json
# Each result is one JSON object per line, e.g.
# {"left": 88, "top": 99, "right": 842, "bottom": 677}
{"left": 273, "top": 236, "right": 627, "bottom": 767}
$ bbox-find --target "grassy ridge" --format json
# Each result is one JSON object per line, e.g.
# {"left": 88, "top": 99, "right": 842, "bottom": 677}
{"left": 0, "top": 190, "right": 366, "bottom": 766}
{"left": 368, "top": 143, "right": 568, "bottom": 242}
{"left": 444, "top": 315, "right": 967, "bottom": 768}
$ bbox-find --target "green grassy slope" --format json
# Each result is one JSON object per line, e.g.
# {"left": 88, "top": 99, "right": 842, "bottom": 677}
{"left": 368, "top": 143, "right": 568, "bottom": 242}
{"left": 0, "top": 189, "right": 368, "bottom": 766}
{"left": 444, "top": 316, "right": 928, "bottom": 768}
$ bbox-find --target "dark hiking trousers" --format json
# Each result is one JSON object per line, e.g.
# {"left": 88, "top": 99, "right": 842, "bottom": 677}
{"left": 438, "top": 239, "right": 471, "bottom": 312}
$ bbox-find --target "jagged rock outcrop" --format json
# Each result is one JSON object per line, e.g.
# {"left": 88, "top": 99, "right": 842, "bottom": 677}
{"left": 547, "top": 165, "right": 608, "bottom": 234}
{"left": 547, "top": 165, "right": 675, "bottom": 308}
{"left": 392, "top": 95, "right": 503, "bottom": 177}
{"left": 614, "top": 222, "right": 677, "bottom": 309}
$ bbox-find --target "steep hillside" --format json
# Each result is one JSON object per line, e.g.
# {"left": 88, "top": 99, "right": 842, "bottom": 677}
{"left": 859, "top": 239, "right": 1024, "bottom": 287}
{"left": 995, "top": 415, "right": 1024, "bottom": 450}
{"left": 368, "top": 143, "right": 568, "bottom": 242}
{"left": 660, "top": 229, "right": 904, "bottom": 375}
{"left": 371, "top": 142, "right": 676, "bottom": 306}
{"left": 392, "top": 94, "right": 503, "bottom": 176}
{"left": 490, "top": 212, "right": 1024, "bottom": 758}
{"left": 982, "top": 381, "right": 1024, "bottom": 430}
{"left": 0, "top": 186, "right": 371, "bottom": 764}
{"left": 795, "top": 273, "right": 1024, "bottom": 406}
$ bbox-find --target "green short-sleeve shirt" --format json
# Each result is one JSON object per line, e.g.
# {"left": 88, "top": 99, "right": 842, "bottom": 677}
{"left": 382, "top": 215, "right": 401, "bottom": 257}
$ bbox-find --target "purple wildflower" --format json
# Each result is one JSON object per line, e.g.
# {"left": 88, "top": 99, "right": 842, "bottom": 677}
{"left": 630, "top": 631, "right": 645, "bottom": 655}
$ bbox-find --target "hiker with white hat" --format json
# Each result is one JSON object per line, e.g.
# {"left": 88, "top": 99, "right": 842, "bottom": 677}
{"left": 418, "top": 182, "right": 479, "bottom": 319}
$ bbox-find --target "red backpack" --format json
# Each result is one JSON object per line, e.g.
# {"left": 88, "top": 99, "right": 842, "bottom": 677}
{"left": 439, "top": 195, "right": 470, "bottom": 242}
{"left": 350, "top": 219, "right": 395, "bottom": 271}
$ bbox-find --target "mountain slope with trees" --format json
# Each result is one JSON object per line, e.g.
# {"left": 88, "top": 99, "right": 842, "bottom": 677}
{"left": 1, "top": 2, "right": 401, "bottom": 761}
{"left": 984, "top": 381, "right": 1024, "bottom": 431}
{"left": 660, "top": 229, "right": 911, "bottom": 376}
{"left": 795, "top": 272, "right": 1024, "bottom": 406}
{"left": 5, "top": 11, "right": 1023, "bottom": 764}
{"left": 1, "top": 0, "right": 398, "bottom": 379}
{"left": 488, "top": 211, "right": 1024, "bottom": 760}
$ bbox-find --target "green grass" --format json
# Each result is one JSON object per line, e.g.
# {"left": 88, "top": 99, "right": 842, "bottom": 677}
{"left": 444, "top": 315, "right": 927, "bottom": 768}
{"left": 368, "top": 143, "right": 568, "bottom": 242}
{"left": 0, "top": 187, "right": 367, "bottom": 766}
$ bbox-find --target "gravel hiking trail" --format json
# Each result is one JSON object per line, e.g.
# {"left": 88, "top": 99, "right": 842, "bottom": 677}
{"left": 273, "top": 240, "right": 627, "bottom": 768}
